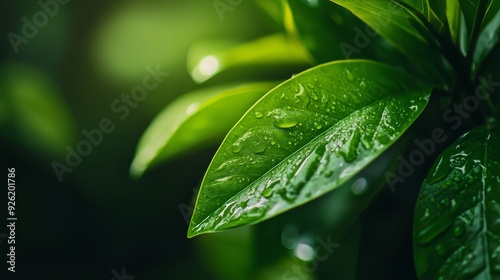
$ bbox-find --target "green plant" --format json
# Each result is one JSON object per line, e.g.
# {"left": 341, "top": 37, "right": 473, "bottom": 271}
{"left": 133, "top": 0, "right": 500, "bottom": 278}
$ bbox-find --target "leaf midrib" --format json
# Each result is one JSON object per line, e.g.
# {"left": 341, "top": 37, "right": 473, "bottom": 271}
{"left": 481, "top": 132, "right": 492, "bottom": 279}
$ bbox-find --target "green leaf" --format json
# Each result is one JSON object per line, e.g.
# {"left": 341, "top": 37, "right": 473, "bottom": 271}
{"left": 428, "top": 0, "right": 447, "bottom": 21}
{"left": 458, "top": 0, "right": 499, "bottom": 32}
{"left": 331, "top": 0, "right": 423, "bottom": 53}
{"left": 284, "top": 0, "right": 372, "bottom": 63}
{"left": 458, "top": 0, "right": 480, "bottom": 34}
{"left": 188, "top": 60, "right": 431, "bottom": 237}
{"left": 413, "top": 124, "right": 500, "bottom": 279}
{"left": 446, "top": 0, "right": 462, "bottom": 44}
{"left": 0, "top": 63, "right": 76, "bottom": 158}
{"left": 331, "top": 0, "right": 449, "bottom": 87}
{"left": 483, "top": 0, "right": 500, "bottom": 28}
{"left": 473, "top": 3, "right": 500, "bottom": 73}
{"left": 253, "top": 138, "right": 407, "bottom": 279}
{"left": 130, "top": 82, "right": 278, "bottom": 178}
{"left": 459, "top": 0, "right": 489, "bottom": 54}
{"left": 254, "top": 0, "right": 284, "bottom": 25}
{"left": 402, "top": 0, "right": 446, "bottom": 32}
{"left": 187, "top": 34, "right": 309, "bottom": 83}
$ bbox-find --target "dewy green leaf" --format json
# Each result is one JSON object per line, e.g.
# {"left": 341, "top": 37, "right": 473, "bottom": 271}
{"left": 332, "top": 0, "right": 449, "bottom": 87}
{"left": 413, "top": 125, "right": 500, "bottom": 279}
{"left": 130, "top": 82, "right": 278, "bottom": 178}
{"left": 187, "top": 34, "right": 309, "bottom": 83}
{"left": 188, "top": 60, "right": 431, "bottom": 237}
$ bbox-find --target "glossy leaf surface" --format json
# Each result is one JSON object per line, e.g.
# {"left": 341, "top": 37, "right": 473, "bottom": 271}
{"left": 413, "top": 125, "right": 500, "bottom": 279}
{"left": 130, "top": 82, "right": 277, "bottom": 178}
{"left": 188, "top": 60, "right": 431, "bottom": 237}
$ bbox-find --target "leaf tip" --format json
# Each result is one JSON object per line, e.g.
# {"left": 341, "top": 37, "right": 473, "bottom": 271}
{"left": 129, "top": 158, "right": 146, "bottom": 179}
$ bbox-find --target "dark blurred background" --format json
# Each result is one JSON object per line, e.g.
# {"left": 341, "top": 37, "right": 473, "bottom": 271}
{"left": 0, "top": 1, "right": 426, "bottom": 279}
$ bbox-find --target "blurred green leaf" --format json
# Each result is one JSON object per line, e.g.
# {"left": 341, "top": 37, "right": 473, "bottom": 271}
{"left": 402, "top": 0, "right": 446, "bottom": 32}
{"left": 332, "top": 0, "right": 449, "bottom": 87}
{"left": 130, "top": 82, "right": 278, "bottom": 178}
{"left": 473, "top": 3, "right": 500, "bottom": 73}
{"left": 413, "top": 124, "right": 500, "bottom": 279}
{"left": 188, "top": 33, "right": 309, "bottom": 83}
{"left": 458, "top": 0, "right": 480, "bottom": 34}
{"left": 0, "top": 63, "right": 76, "bottom": 158}
{"left": 254, "top": 0, "right": 284, "bottom": 25}
{"left": 475, "top": 43, "right": 499, "bottom": 117}
{"left": 283, "top": 0, "right": 371, "bottom": 63}
{"left": 428, "top": 0, "right": 447, "bottom": 32}
{"left": 187, "top": 60, "right": 430, "bottom": 237}
{"left": 483, "top": 0, "right": 500, "bottom": 28}
{"left": 446, "top": 0, "right": 462, "bottom": 44}
{"left": 458, "top": 0, "right": 490, "bottom": 54}
{"left": 197, "top": 227, "right": 254, "bottom": 280}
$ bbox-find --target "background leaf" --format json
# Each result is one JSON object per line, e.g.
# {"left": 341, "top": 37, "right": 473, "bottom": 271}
{"left": 472, "top": 3, "right": 500, "bottom": 73}
{"left": 483, "top": 0, "right": 500, "bottom": 28}
{"left": 130, "top": 82, "right": 277, "bottom": 178}
{"left": 458, "top": 0, "right": 480, "bottom": 34}
{"left": 284, "top": 0, "right": 372, "bottom": 63}
{"left": 413, "top": 124, "right": 500, "bottom": 279}
{"left": 0, "top": 63, "right": 76, "bottom": 158}
{"left": 188, "top": 60, "right": 431, "bottom": 237}
{"left": 187, "top": 34, "right": 309, "bottom": 83}
{"left": 332, "top": 0, "right": 450, "bottom": 87}
{"left": 446, "top": 0, "right": 462, "bottom": 44}
{"left": 402, "top": 0, "right": 446, "bottom": 32}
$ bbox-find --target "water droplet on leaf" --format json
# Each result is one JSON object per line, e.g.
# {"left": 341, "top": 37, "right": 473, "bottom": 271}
{"left": 351, "top": 178, "right": 368, "bottom": 195}
{"left": 345, "top": 69, "right": 354, "bottom": 81}
{"left": 232, "top": 143, "right": 243, "bottom": 153}
{"left": 275, "top": 118, "right": 298, "bottom": 129}
{"left": 251, "top": 141, "right": 267, "bottom": 154}
{"left": 339, "top": 130, "right": 361, "bottom": 162}
{"left": 453, "top": 224, "right": 464, "bottom": 237}
{"left": 436, "top": 244, "right": 446, "bottom": 255}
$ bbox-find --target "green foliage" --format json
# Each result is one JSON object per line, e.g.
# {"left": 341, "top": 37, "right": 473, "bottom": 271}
{"left": 133, "top": 0, "right": 500, "bottom": 278}
{"left": 0, "top": 63, "right": 76, "bottom": 158}
{"left": 131, "top": 82, "right": 278, "bottom": 177}
{"left": 187, "top": 61, "right": 430, "bottom": 237}
{"left": 187, "top": 34, "right": 309, "bottom": 83}
{"left": 413, "top": 124, "right": 500, "bottom": 279}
